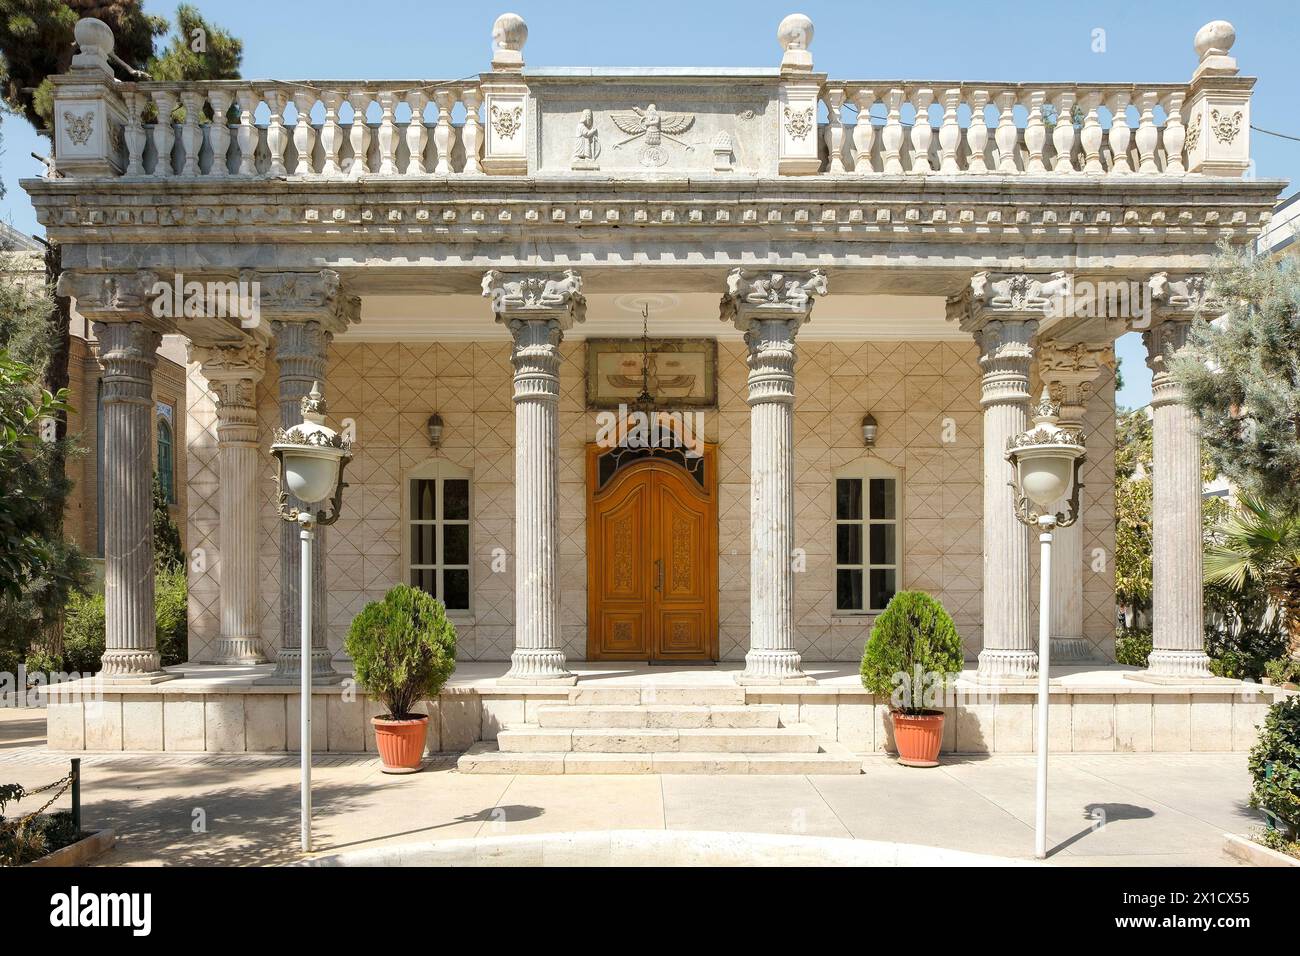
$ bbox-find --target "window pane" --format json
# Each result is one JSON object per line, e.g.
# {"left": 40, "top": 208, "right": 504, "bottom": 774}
{"left": 410, "top": 567, "right": 436, "bottom": 597}
{"left": 411, "top": 524, "right": 435, "bottom": 566}
{"left": 869, "top": 479, "right": 896, "bottom": 520}
{"left": 869, "top": 569, "right": 897, "bottom": 611}
{"left": 410, "top": 479, "right": 436, "bottom": 521}
{"left": 443, "top": 569, "right": 469, "bottom": 610}
{"left": 444, "top": 479, "right": 470, "bottom": 520}
{"left": 836, "top": 478, "right": 862, "bottom": 520}
{"left": 443, "top": 524, "right": 469, "bottom": 565}
{"left": 836, "top": 568, "right": 863, "bottom": 611}
{"left": 869, "top": 523, "right": 896, "bottom": 565}
{"left": 836, "top": 524, "right": 861, "bottom": 565}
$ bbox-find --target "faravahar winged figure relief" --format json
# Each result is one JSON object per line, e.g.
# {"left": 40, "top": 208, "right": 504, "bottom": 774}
{"left": 608, "top": 103, "right": 696, "bottom": 166}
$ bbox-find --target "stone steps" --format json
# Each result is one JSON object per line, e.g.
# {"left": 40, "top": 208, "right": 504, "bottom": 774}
{"left": 536, "top": 704, "right": 781, "bottom": 730}
{"left": 498, "top": 724, "right": 822, "bottom": 754}
{"left": 568, "top": 686, "right": 747, "bottom": 707}
{"left": 457, "top": 742, "right": 864, "bottom": 775}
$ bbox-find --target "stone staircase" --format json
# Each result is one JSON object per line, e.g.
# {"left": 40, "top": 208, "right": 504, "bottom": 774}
{"left": 457, "top": 685, "right": 862, "bottom": 774}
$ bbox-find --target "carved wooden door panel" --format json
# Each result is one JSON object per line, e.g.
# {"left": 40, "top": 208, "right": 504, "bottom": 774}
{"left": 651, "top": 466, "right": 713, "bottom": 659}
{"left": 587, "top": 447, "right": 717, "bottom": 661}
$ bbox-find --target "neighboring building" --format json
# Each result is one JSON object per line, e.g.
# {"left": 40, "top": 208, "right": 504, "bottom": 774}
{"left": 1257, "top": 189, "right": 1299, "bottom": 257}
{"left": 29, "top": 15, "right": 1292, "bottom": 760}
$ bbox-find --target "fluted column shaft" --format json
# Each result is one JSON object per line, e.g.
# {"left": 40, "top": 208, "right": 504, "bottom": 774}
{"left": 505, "top": 318, "right": 569, "bottom": 680}
{"left": 482, "top": 268, "right": 586, "bottom": 684}
{"left": 270, "top": 320, "right": 336, "bottom": 681}
{"left": 742, "top": 318, "right": 804, "bottom": 682}
{"left": 720, "top": 268, "right": 827, "bottom": 685}
{"left": 1039, "top": 342, "right": 1112, "bottom": 661}
{"left": 1049, "top": 401, "right": 1089, "bottom": 659}
{"left": 1144, "top": 320, "right": 1210, "bottom": 676}
{"left": 976, "top": 319, "right": 1038, "bottom": 679}
{"left": 194, "top": 343, "right": 269, "bottom": 664}
{"left": 96, "top": 321, "right": 164, "bottom": 676}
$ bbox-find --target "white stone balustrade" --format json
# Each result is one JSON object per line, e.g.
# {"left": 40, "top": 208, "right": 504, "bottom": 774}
{"left": 826, "top": 83, "right": 1192, "bottom": 176}
{"left": 117, "top": 82, "right": 484, "bottom": 178}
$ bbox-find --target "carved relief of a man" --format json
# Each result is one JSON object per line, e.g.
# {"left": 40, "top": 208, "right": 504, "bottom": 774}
{"left": 573, "top": 109, "right": 600, "bottom": 161}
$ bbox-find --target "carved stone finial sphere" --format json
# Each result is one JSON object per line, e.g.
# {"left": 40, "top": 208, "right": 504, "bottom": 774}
{"left": 1194, "top": 20, "right": 1235, "bottom": 59}
{"left": 492, "top": 12, "right": 528, "bottom": 52}
{"left": 777, "top": 13, "right": 814, "bottom": 51}
{"left": 74, "top": 17, "right": 115, "bottom": 56}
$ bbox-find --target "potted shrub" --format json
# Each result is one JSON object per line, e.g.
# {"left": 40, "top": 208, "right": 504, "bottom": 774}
{"left": 860, "top": 591, "right": 964, "bottom": 767}
{"left": 345, "top": 584, "right": 457, "bottom": 773}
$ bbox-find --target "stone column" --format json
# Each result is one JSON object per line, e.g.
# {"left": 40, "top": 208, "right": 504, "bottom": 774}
{"left": 59, "top": 270, "right": 173, "bottom": 679}
{"left": 1141, "top": 272, "right": 1214, "bottom": 678}
{"left": 947, "top": 273, "right": 1062, "bottom": 679}
{"left": 252, "top": 271, "right": 359, "bottom": 684}
{"left": 721, "top": 269, "right": 828, "bottom": 684}
{"left": 192, "top": 341, "right": 270, "bottom": 664}
{"left": 1038, "top": 342, "right": 1114, "bottom": 661}
{"left": 483, "top": 270, "right": 586, "bottom": 683}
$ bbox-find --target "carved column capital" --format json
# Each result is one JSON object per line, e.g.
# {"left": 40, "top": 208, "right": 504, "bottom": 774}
{"left": 243, "top": 269, "right": 360, "bottom": 335}
{"left": 1142, "top": 319, "right": 1195, "bottom": 408}
{"left": 946, "top": 271, "right": 1071, "bottom": 333}
{"left": 59, "top": 270, "right": 168, "bottom": 328}
{"left": 191, "top": 341, "right": 267, "bottom": 445}
{"left": 94, "top": 321, "right": 162, "bottom": 406}
{"left": 720, "top": 268, "right": 827, "bottom": 330}
{"left": 1147, "top": 271, "right": 1219, "bottom": 323}
{"left": 1038, "top": 341, "right": 1115, "bottom": 420}
{"left": 482, "top": 269, "right": 587, "bottom": 329}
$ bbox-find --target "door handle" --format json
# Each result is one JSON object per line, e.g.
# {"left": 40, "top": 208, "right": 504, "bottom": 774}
{"left": 654, "top": 558, "right": 663, "bottom": 592}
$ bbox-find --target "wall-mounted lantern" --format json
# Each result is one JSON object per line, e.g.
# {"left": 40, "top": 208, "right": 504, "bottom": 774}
{"left": 426, "top": 412, "right": 444, "bottom": 448}
{"left": 861, "top": 412, "right": 878, "bottom": 447}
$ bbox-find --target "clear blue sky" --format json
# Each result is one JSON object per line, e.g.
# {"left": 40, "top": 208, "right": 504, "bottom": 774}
{"left": 2, "top": 0, "right": 1296, "bottom": 408}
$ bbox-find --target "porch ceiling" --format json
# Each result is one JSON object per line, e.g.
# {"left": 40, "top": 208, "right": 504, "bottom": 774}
{"left": 339, "top": 292, "right": 958, "bottom": 342}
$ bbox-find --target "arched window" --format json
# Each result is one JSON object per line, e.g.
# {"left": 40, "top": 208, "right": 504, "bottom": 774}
{"left": 833, "top": 458, "right": 903, "bottom": 613}
{"left": 157, "top": 417, "right": 175, "bottom": 505}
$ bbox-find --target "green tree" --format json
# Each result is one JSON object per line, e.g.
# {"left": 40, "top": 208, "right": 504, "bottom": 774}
{"left": 1205, "top": 496, "right": 1300, "bottom": 658}
{"left": 146, "top": 3, "right": 240, "bottom": 85}
{"left": 1172, "top": 247, "right": 1300, "bottom": 517}
{"left": 151, "top": 473, "right": 183, "bottom": 572}
{"left": 1114, "top": 409, "right": 1153, "bottom": 620}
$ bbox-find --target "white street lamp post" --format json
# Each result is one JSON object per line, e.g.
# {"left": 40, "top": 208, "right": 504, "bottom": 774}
{"left": 270, "top": 383, "right": 352, "bottom": 853}
{"left": 1006, "top": 388, "right": 1086, "bottom": 860}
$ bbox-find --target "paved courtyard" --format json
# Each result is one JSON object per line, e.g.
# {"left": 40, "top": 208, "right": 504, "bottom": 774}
{"left": 0, "top": 708, "right": 1261, "bottom": 866}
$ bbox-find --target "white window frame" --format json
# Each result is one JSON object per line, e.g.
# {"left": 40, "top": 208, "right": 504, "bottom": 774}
{"left": 401, "top": 459, "right": 473, "bottom": 618}
{"left": 832, "top": 459, "right": 903, "bottom": 615}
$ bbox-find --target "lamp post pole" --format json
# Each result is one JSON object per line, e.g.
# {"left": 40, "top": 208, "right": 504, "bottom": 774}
{"left": 300, "top": 513, "right": 315, "bottom": 853}
{"left": 1006, "top": 387, "right": 1086, "bottom": 863}
{"left": 1034, "top": 513, "right": 1055, "bottom": 861}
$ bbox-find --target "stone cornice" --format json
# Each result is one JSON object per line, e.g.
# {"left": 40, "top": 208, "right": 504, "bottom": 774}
{"left": 23, "top": 175, "right": 1281, "bottom": 250}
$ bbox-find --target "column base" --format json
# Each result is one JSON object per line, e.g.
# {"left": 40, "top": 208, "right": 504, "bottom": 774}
{"left": 256, "top": 647, "right": 344, "bottom": 685}
{"left": 975, "top": 647, "right": 1039, "bottom": 681}
{"left": 100, "top": 649, "right": 168, "bottom": 678}
{"left": 499, "top": 648, "right": 576, "bottom": 685}
{"left": 736, "top": 649, "right": 813, "bottom": 685}
{"left": 209, "top": 636, "right": 271, "bottom": 665}
{"left": 1051, "top": 636, "right": 1094, "bottom": 662}
{"left": 1128, "top": 648, "right": 1218, "bottom": 683}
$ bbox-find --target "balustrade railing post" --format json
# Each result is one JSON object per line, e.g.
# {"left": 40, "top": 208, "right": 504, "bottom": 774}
{"left": 208, "top": 89, "right": 232, "bottom": 176}
{"left": 852, "top": 88, "right": 876, "bottom": 173}
{"left": 908, "top": 88, "right": 934, "bottom": 174}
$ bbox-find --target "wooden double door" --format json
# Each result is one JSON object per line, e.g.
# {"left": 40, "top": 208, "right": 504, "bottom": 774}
{"left": 586, "top": 443, "right": 718, "bottom": 661}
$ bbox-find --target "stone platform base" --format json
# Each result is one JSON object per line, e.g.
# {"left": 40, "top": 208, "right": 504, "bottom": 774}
{"left": 39, "top": 662, "right": 1292, "bottom": 757}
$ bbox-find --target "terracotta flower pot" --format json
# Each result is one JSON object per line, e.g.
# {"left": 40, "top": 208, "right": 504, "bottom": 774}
{"left": 891, "top": 711, "right": 945, "bottom": 767}
{"left": 372, "top": 715, "right": 429, "bottom": 774}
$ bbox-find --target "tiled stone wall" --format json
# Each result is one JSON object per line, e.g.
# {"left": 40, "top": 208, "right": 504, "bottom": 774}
{"left": 185, "top": 338, "right": 1117, "bottom": 665}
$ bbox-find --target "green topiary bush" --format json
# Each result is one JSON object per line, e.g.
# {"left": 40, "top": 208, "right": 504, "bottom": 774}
{"left": 62, "top": 589, "right": 105, "bottom": 675}
{"left": 345, "top": 584, "right": 457, "bottom": 720}
{"left": 860, "top": 591, "right": 964, "bottom": 715}
{"left": 1115, "top": 628, "right": 1152, "bottom": 667}
{"left": 1249, "top": 696, "right": 1300, "bottom": 841}
{"left": 154, "top": 565, "right": 188, "bottom": 667}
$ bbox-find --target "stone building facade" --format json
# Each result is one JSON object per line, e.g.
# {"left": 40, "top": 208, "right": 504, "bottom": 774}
{"left": 25, "top": 12, "right": 1282, "bottom": 698}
